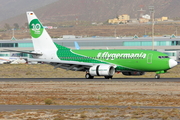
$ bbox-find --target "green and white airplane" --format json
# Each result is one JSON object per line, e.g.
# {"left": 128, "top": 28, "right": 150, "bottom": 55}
{"left": 26, "top": 11, "right": 177, "bottom": 79}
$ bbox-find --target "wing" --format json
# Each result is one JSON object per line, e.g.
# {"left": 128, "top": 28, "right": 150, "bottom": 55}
{"left": 50, "top": 62, "right": 91, "bottom": 71}
{"left": 28, "top": 58, "right": 94, "bottom": 71}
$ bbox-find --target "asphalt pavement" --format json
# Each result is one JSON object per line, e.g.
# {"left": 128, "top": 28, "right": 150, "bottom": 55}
{"left": 1, "top": 105, "right": 180, "bottom": 112}
{"left": 0, "top": 78, "right": 179, "bottom": 82}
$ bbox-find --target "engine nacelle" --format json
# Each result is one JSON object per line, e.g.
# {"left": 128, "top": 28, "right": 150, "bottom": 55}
{"left": 122, "top": 71, "right": 145, "bottom": 76}
{"left": 89, "top": 65, "right": 115, "bottom": 76}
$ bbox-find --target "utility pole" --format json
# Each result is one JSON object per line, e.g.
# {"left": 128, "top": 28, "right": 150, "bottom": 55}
{"left": 114, "top": 25, "right": 117, "bottom": 38}
{"left": 149, "top": 6, "right": 155, "bottom": 50}
{"left": 11, "top": 28, "right": 16, "bottom": 40}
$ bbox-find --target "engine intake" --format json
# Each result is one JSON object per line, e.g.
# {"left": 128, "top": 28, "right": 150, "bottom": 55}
{"left": 89, "top": 65, "right": 115, "bottom": 76}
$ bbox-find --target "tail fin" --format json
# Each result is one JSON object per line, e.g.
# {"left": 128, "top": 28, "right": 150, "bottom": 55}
{"left": 26, "top": 11, "right": 57, "bottom": 52}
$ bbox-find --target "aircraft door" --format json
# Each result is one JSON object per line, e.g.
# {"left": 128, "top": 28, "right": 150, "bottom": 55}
{"left": 147, "top": 53, "right": 153, "bottom": 64}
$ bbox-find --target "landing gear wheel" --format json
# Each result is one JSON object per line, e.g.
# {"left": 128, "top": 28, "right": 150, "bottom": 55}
{"left": 104, "top": 76, "right": 113, "bottom": 79}
{"left": 85, "top": 73, "right": 94, "bottom": 79}
{"left": 155, "top": 74, "right": 160, "bottom": 79}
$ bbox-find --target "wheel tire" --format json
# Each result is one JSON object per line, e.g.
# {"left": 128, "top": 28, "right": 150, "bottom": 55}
{"left": 90, "top": 76, "right": 94, "bottom": 79}
{"left": 155, "top": 74, "right": 160, "bottom": 79}
{"left": 104, "top": 76, "right": 113, "bottom": 79}
{"left": 85, "top": 73, "right": 94, "bottom": 79}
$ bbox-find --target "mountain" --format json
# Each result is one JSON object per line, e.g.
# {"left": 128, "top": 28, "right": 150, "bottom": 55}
{"left": 1, "top": 0, "right": 180, "bottom": 27}
{"left": 0, "top": 0, "right": 58, "bottom": 21}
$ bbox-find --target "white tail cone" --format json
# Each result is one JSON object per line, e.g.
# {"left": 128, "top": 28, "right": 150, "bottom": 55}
{"left": 169, "top": 59, "right": 178, "bottom": 68}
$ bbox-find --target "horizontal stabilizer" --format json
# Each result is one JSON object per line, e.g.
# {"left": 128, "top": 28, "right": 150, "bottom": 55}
{"left": 3, "top": 49, "right": 42, "bottom": 56}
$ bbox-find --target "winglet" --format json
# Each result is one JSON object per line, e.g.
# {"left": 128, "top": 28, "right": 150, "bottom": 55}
{"left": 74, "top": 41, "right": 80, "bottom": 50}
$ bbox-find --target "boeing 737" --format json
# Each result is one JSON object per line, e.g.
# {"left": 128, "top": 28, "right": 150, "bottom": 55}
{"left": 25, "top": 11, "right": 177, "bottom": 79}
{"left": 0, "top": 57, "right": 26, "bottom": 64}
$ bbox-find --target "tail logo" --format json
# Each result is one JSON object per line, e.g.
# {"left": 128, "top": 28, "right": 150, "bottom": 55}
{"left": 29, "top": 19, "right": 44, "bottom": 38}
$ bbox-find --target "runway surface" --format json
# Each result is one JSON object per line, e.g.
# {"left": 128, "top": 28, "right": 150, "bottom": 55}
{"left": 1, "top": 105, "right": 180, "bottom": 112}
{"left": 0, "top": 78, "right": 179, "bottom": 82}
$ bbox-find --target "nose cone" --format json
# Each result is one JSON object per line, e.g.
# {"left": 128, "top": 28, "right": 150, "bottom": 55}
{"left": 169, "top": 59, "right": 178, "bottom": 68}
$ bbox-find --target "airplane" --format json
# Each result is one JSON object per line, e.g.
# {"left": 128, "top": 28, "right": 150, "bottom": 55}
{"left": 24, "top": 11, "right": 178, "bottom": 79}
{"left": 0, "top": 57, "right": 26, "bottom": 64}
{"left": 0, "top": 57, "right": 12, "bottom": 64}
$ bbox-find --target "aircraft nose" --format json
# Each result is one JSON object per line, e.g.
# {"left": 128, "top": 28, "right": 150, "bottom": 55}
{"left": 169, "top": 59, "right": 178, "bottom": 68}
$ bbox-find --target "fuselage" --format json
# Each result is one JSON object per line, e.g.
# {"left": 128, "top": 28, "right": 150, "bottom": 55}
{"left": 53, "top": 48, "right": 177, "bottom": 72}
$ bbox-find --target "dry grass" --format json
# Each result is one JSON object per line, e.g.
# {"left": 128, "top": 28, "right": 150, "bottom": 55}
{"left": 1, "top": 24, "right": 180, "bottom": 39}
{"left": 0, "top": 107, "right": 180, "bottom": 120}
{"left": 0, "top": 81, "right": 180, "bottom": 106}
{"left": 0, "top": 64, "right": 85, "bottom": 78}
{"left": 0, "top": 82, "right": 179, "bottom": 119}
{"left": 0, "top": 64, "right": 179, "bottom": 78}
{"left": 0, "top": 64, "right": 179, "bottom": 119}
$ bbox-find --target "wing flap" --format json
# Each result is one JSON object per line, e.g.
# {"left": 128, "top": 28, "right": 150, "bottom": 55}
{"left": 50, "top": 62, "right": 90, "bottom": 71}
{"left": 27, "top": 58, "right": 93, "bottom": 71}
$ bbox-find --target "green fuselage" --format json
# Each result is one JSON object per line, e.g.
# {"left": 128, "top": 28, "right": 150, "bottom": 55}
{"left": 72, "top": 49, "right": 169, "bottom": 72}
{"left": 55, "top": 43, "right": 170, "bottom": 72}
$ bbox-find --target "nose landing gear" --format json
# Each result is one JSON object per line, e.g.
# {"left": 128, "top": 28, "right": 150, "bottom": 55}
{"left": 155, "top": 74, "right": 160, "bottom": 79}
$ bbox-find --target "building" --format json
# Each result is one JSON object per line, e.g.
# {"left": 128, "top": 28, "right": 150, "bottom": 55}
{"left": 118, "top": 14, "right": 130, "bottom": 23}
{"left": 156, "top": 17, "right": 168, "bottom": 21}
{"left": 142, "top": 14, "right": 151, "bottom": 20}
{"left": 0, "top": 37, "right": 180, "bottom": 61}
{"left": 162, "top": 17, "right": 168, "bottom": 21}
{"left": 108, "top": 14, "right": 130, "bottom": 24}
{"left": 108, "top": 18, "right": 119, "bottom": 24}
{"left": 139, "top": 18, "right": 149, "bottom": 23}
{"left": 139, "top": 14, "right": 150, "bottom": 23}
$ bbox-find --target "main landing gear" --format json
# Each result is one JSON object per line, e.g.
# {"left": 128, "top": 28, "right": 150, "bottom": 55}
{"left": 85, "top": 73, "right": 94, "bottom": 79}
{"left": 155, "top": 74, "right": 160, "bottom": 79}
{"left": 104, "top": 76, "right": 113, "bottom": 79}
{"left": 85, "top": 72, "right": 113, "bottom": 79}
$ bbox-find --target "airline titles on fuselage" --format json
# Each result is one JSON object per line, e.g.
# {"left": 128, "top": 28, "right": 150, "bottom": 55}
{"left": 97, "top": 52, "right": 147, "bottom": 60}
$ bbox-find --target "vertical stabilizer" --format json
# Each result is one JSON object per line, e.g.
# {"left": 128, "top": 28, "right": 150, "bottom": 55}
{"left": 26, "top": 11, "right": 57, "bottom": 53}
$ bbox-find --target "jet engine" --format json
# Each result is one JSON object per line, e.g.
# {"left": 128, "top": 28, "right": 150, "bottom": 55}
{"left": 89, "top": 65, "right": 115, "bottom": 76}
{"left": 122, "top": 71, "right": 145, "bottom": 76}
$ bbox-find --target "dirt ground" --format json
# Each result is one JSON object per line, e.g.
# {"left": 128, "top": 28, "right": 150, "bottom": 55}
{"left": 0, "top": 64, "right": 179, "bottom": 78}
{"left": 0, "top": 81, "right": 180, "bottom": 119}
{"left": 0, "top": 81, "right": 180, "bottom": 106}
{"left": 0, "top": 64, "right": 179, "bottom": 119}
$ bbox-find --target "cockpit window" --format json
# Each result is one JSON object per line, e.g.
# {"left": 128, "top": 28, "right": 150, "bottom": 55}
{"left": 158, "top": 56, "right": 169, "bottom": 59}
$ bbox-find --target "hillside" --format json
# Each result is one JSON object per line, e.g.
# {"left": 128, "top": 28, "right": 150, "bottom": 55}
{"left": 1, "top": 0, "right": 180, "bottom": 28}
{"left": 1, "top": 24, "right": 180, "bottom": 40}
{"left": 36, "top": 0, "right": 180, "bottom": 22}
{"left": 0, "top": 0, "right": 58, "bottom": 22}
